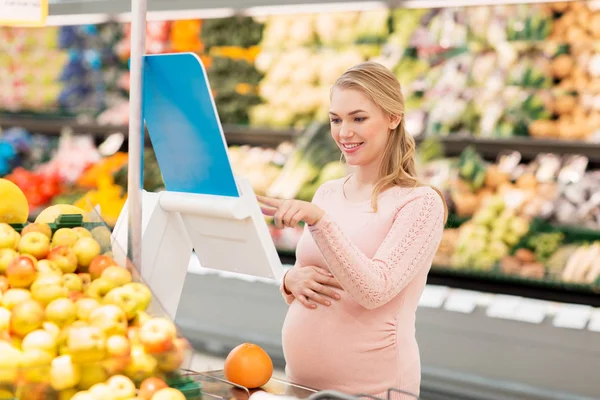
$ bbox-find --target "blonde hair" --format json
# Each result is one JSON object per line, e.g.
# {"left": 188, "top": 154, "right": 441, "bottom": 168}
{"left": 333, "top": 61, "right": 448, "bottom": 223}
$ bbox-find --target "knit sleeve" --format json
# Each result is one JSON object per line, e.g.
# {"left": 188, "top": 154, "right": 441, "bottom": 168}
{"left": 308, "top": 188, "right": 444, "bottom": 310}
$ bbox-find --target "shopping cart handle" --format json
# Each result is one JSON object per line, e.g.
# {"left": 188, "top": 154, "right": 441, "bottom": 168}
{"left": 308, "top": 390, "right": 366, "bottom": 400}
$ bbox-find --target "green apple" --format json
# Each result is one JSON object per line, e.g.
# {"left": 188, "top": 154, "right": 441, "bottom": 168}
{"left": 47, "top": 245, "right": 78, "bottom": 274}
{"left": 0, "top": 223, "right": 20, "bottom": 250}
{"left": 50, "top": 355, "right": 81, "bottom": 391}
{"left": 75, "top": 297, "right": 100, "bottom": 321}
{"left": 101, "top": 266, "right": 132, "bottom": 287}
{"left": 46, "top": 298, "right": 77, "bottom": 328}
{"left": 89, "top": 304, "right": 128, "bottom": 336}
{"left": 84, "top": 277, "right": 116, "bottom": 299}
{"left": 77, "top": 364, "right": 109, "bottom": 390}
{"left": 10, "top": 299, "right": 45, "bottom": 337}
{"left": 18, "top": 231, "right": 51, "bottom": 260}
{"left": 72, "top": 237, "right": 101, "bottom": 269}
{"left": 1, "top": 288, "right": 32, "bottom": 310}
{"left": 122, "top": 283, "right": 152, "bottom": 311}
{"left": 30, "top": 274, "right": 68, "bottom": 306}
{"left": 62, "top": 273, "right": 83, "bottom": 292}
{"left": 0, "top": 248, "right": 18, "bottom": 273}
{"left": 0, "top": 306, "right": 10, "bottom": 332}
{"left": 91, "top": 226, "right": 112, "bottom": 252}
{"left": 106, "top": 375, "right": 137, "bottom": 399}
{"left": 22, "top": 329, "right": 57, "bottom": 355}
{"left": 22, "top": 223, "right": 53, "bottom": 239}
{"left": 52, "top": 228, "right": 79, "bottom": 248}
{"left": 104, "top": 287, "right": 139, "bottom": 320}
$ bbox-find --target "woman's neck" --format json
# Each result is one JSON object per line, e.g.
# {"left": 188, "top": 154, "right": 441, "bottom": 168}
{"left": 354, "top": 161, "right": 380, "bottom": 188}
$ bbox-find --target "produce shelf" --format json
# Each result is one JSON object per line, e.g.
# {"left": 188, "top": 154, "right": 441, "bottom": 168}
{"left": 0, "top": 116, "right": 299, "bottom": 148}
{"left": 4, "top": 115, "right": 600, "bottom": 160}
{"left": 275, "top": 249, "right": 600, "bottom": 307}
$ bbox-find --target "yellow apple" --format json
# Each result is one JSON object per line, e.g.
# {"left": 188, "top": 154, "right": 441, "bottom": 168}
{"left": 62, "top": 273, "right": 83, "bottom": 292}
{"left": 21, "top": 222, "right": 53, "bottom": 239}
{"left": 72, "top": 237, "right": 101, "bottom": 268}
{"left": 20, "top": 348, "right": 54, "bottom": 382}
{"left": 64, "top": 325, "right": 106, "bottom": 364}
{"left": 0, "top": 307, "right": 9, "bottom": 332}
{"left": 37, "top": 259, "right": 63, "bottom": 276}
{"left": 30, "top": 274, "right": 68, "bottom": 306}
{"left": 70, "top": 391, "right": 96, "bottom": 400}
{"left": 1, "top": 288, "right": 31, "bottom": 310}
{"left": 84, "top": 277, "right": 115, "bottom": 300}
{"left": 77, "top": 364, "right": 108, "bottom": 390}
{"left": 0, "top": 248, "right": 18, "bottom": 274}
{"left": 139, "top": 318, "right": 177, "bottom": 354}
{"left": 47, "top": 246, "right": 78, "bottom": 274}
{"left": 89, "top": 305, "right": 128, "bottom": 336}
{"left": 122, "top": 283, "right": 152, "bottom": 311}
{"left": 75, "top": 298, "right": 100, "bottom": 321}
{"left": 10, "top": 299, "right": 45, "bottom": 337}
{"left": 22, "top": 329, "right": 57, "bottom": 355}
{"left": 72, "top": 227, "right": 92, "bottom": 239}
{"left": 107, "top": 375, "right": 137, "bottom": 399}
{"left": 51, "top": 228, "right": 79, "bottom": 248}
{"left": 151, "top": 388, "right": 186, "bottom": 400}
{"left": 18, "top": 232, "right": 51, "bottom": 260}
{"left": 123, "top": 345, "right": 157, "bottom": 382}
{"left": 0, "top": 342, "right": 22, "bottom": 383}
{"left": 0, "top": 223, "right": 20, "bottom": 250}
{"left": 104, "top": 287, "right": 139, "bottom": 320}
{"left": 101, "top": 266, "right": 132, "bottom": 287}
{"left": 50, "top": 355, "right": 81, "bottom": 391}
{"left": 46, "top": 298, "right": 77, "bottom": 328}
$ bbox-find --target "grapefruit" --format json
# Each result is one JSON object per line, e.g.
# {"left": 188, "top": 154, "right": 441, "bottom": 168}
{"left": 0, "top": 178, "right": 29, "bottom": 224}
{"left": 35, "top": 204, "right": 89, "bottom": 224}
{"left": 224, "top": 343, "right": 273, "bottom": 389}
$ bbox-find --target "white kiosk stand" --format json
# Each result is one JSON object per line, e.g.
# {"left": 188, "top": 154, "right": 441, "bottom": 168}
{"left": 112, "top": 53, "right": 284, "bottom": 320}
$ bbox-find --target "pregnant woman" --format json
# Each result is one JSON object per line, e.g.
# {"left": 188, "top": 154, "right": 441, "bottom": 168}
{"left": 258, "top": 61, "right": 447, "bottom": 399}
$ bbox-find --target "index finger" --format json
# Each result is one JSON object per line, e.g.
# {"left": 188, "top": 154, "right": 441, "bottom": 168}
{"left": 317, "top": 275, "right": 344, "bottom": 290}
{"left": 257, "top": 195, "right": 282, "bottom": 208}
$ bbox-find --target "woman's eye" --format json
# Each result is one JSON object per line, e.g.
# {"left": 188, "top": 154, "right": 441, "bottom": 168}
{"left": 330, "top": 118, "right": 341, "bottom": 124}
{"left": 354, "top": 117, "right": 366, "bottom": 123}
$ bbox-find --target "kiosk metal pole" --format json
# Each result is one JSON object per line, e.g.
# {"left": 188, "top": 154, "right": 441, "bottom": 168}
{"left": 127, "top": 0, "right": 147, "bottom": 271}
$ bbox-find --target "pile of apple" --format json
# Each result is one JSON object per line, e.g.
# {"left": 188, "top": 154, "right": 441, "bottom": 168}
{"left": 0, "top": 222, "right": 190, "bottom": 400}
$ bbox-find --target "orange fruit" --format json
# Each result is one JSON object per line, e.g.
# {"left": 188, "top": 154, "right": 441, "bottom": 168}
{"left": 224, "top": 343, "right": 273, "bottom": 388}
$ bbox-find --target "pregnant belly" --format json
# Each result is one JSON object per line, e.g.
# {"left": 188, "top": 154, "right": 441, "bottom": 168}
{"left": 282, "top": 300, "right": 400, "bottom": 394}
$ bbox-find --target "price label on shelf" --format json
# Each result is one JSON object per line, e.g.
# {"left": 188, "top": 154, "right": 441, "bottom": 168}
{"left": 512, "top": 299, "right": 548, "bottom": 324}
{"left": 486, "top": 295, "right": 521, "bottom": 320}
{"left": 443, "top": 290, "right": 480, "bottom": 314}
{"left": 587, "top": 310, "right": 600, "bottom": 333}
{"left": 419, "top": 285, "right": 450, "bottom": 309}
{"left": 0, "top": 0, "right": 47, "bottom": 27}
{"left": 552, "top": 304, "right": 592, "bottom": 330}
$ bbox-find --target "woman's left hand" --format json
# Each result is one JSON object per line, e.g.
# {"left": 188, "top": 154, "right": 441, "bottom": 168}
{"left": 257, "top": 196, "right": 325, "bottom": 229}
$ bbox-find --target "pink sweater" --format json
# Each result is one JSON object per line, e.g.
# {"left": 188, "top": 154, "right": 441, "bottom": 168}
{"left": 280, "top": 179, "right": 445, "bottom": 399}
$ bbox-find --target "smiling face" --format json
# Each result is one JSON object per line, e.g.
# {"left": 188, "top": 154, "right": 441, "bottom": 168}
{"left": 329, "top": 86, "right": 397, "bottom": 168}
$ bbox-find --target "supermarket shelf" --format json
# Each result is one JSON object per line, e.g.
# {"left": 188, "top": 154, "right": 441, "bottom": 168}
{"left": 414, "top": 134, "right": 600, "bottom": 164}
{"left": 4, "top": 116, "right": 600, "bottom": 159}
{"left": 276, "top": 250, "right": 600, "bottom": 307}
{"left": 0, "top": 117, "right": 299, "bottom": 148}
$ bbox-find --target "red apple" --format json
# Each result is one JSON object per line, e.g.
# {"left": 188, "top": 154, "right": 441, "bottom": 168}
{"left": 51, "top": 228, "right": 78, "bottom": 248}
{"left": 88, "top": 255, "right": 117, "bottom": 280}
{"left": 47, "top": 246, "right": 78, "bottom": 274}
{"left": 46, "top": 298, "right": 77, "bottom": 328}
{"left": 72, "top": 237, "right": 101, "bottom": 269}
{"left": 139, "top": 377, "right": 168, "bottom": 400}
{"left": 7, "top": 255, "right": 38, "bottom": 288}
{"left": 18, "top": 232, "right": 51, "bottom": 260}
{"left": 22, "top": 223, "right": 53, "bottom": 239}
{"left": 139, "top": 318, "right": 177, "bottom": 354}
{"left": 10, "top": 299, "right": 45, "bottom": 337}
{"left": 0, "top": 248, "right": 18, "bottom": 274}
{"left": 0, "top": 223, "right": 20, "bottom": 250}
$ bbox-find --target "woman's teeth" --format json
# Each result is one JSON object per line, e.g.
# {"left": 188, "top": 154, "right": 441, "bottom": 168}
{"left": 342, "top": 143, "right": 362, "bottom": 149}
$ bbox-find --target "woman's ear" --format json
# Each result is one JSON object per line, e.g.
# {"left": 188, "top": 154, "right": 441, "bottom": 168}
{"left": 389, "top": 114, "right": 401, "bottom": 130}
